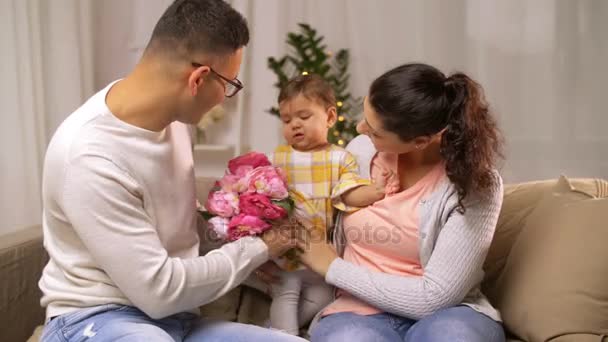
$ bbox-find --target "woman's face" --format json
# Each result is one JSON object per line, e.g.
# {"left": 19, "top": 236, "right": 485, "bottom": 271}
{"left": 357, "top": 97, "right": 421, "bottom": 154}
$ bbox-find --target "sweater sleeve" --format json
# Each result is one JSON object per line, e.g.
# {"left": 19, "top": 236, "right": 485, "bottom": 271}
{"left": 325, "top": 176, "right": 503, "bottom": 320}
{"left": 61, "top": 154, "right": 268, "bottom": 319}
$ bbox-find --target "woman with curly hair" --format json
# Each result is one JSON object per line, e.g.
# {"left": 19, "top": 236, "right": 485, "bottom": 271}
{"left": 297, "top": 63, "right": 506, "bottom": 342}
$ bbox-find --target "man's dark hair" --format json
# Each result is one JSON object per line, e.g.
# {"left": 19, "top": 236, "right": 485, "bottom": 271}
{"left": 145, "top": 0, "right": 249, "bottom": 59}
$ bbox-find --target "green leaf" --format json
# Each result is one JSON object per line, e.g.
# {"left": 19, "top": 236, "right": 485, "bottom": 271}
{"left": 273, "top": 197, "right": 295, "bottom": 215}
{"left": 268, "top": 107, "right": 280, "bottom": 117}
{"left": 197, "top": 209, "right": 216, "bottom": 221}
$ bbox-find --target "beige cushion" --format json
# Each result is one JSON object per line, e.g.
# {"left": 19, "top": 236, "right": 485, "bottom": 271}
{"left": 484, "top": 179, "right": 559, "bottom": 291}
{"left": 483, "top": 177, "right": 606, "bottom": 291}
{"left": 27, "top": 326, "right": 43, "bottom": 342}
{"left": 489, "top": 176, "right": 608, "bottom": 341}
{"left": 0, "top": 226, "right": 47, "bottom": 342}
{"left": 237, "top": 287, "right": 271, "bottom": 326}
{"left": 199, "top": 287, "right": 242, "bottom": 322}
{"left": 547, "top": 334, "right": 608, "bottom": 342}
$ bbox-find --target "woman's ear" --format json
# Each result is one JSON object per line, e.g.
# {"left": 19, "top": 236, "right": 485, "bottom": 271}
{"left": 326, "top": 106, "right": 338, "bottom": 128}
{"left": 188, "top": 65, "right": 210, "bottom": 96}
{"left": 433, "top": 128, "right": 447, "bottom": 143}
{"left": 413, "top": 135, "right": 432, "bottom": 150}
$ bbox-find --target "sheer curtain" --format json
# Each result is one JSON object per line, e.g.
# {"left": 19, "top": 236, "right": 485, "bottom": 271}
{"left": 0, "top": 0, "right": 94, "bottom": 234}
{"left": 242, "top": 0, "right": 608, "bottom": 182}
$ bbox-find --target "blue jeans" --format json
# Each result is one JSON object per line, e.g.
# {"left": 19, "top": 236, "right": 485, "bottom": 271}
{"left": 311, "top": 306, "right": 505, "bottom": 342}
{"left": 40, "top": 304, "right": 305, "bottom": 342}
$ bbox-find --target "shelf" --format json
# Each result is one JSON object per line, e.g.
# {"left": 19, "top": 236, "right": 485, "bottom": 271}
{"left": 193, "top": 144, "right": 235, "bottom": 153}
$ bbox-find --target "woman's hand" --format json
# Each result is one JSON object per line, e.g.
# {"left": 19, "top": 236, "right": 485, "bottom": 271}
{"left": 296, "top": 228, "right": 339, "bottom": 278}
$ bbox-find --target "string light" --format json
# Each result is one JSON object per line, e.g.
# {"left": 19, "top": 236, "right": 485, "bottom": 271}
{"left": 333, "top": 131, "right": 340, "bottom": 137}
{"left": 338, "top": 116, "right": 345, "bottom": 122}
{"left": 301, "top": 71, "right": 309, "bottom": 76}
{"left": 338, "top": 139, "right": 345, "bottom": 146}
{"left": 336, "top": 101, "right": 343, "bottom": 107}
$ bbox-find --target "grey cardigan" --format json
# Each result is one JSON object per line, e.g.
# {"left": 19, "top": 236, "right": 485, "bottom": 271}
{"left": 322, "top": 135, "right": 503, "bottom": 323}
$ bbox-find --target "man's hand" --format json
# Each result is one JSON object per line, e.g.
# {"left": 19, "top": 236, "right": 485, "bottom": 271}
{"left": 260, "top": 217, "right": 300, "bottom": 258}
{"left": 254, "top": 260, "right": 282, "bottom": 285}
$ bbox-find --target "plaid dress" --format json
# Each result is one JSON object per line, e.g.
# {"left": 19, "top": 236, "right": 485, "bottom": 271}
{"left": 271, "top": 144, "right": 371, "bottom": 239}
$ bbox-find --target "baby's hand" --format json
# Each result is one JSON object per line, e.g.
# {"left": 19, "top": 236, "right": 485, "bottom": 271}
{"left": 372, "top": 171, "right": 391, "bottom": 199}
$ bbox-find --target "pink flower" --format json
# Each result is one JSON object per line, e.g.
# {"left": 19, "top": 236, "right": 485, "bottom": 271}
{"left": 246, "top": 166, "right": 289, "bottom": 199}
{"left": 205, "top": 190, "right": 239, "bottom": 218}
{"left": 239, "top": 194, "right": 288, "bottom": 220}
{"left": 219, "top": 174, "right": 248, "bottom": 194}
{"left": 227, "top": 214, "right": 271, "bottom": 241}
{"left": 207, "top": 216, "right": 229, "bottom": 239}
{"left": 228, "top": 152, "right": 271, "bottom": 177}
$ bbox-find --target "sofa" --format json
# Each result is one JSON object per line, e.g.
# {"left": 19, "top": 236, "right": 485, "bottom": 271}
{"left": 1, "top": 176, "right": 606, "bottom": 342}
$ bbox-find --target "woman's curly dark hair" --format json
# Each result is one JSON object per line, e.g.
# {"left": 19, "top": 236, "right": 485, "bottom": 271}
{"left": 369, "top": 63, "right": 504, "bottom": 212}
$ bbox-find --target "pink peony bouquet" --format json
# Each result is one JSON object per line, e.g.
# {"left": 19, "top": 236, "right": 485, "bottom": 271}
{"left": 200, "top": 152, "right": 294, "bottom": 242}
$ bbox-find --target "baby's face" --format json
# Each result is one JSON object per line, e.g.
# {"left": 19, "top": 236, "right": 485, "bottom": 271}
{"left": 279, "top": 94, "right": 335, "bottom": 151}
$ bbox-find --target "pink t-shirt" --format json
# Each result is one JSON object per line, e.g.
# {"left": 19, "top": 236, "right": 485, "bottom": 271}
{"left": 323, "top": 152, "right": 447, "bottom": 316}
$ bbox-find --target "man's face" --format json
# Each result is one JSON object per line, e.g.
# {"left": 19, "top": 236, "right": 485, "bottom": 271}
{"left": 179, "top": 48, "right": 244, "bottom": 125}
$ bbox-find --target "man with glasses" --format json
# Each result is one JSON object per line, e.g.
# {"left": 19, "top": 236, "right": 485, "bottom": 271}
{"left": 192, "top": 63, "right": 244, "bottom": 98}
{"left": 38, "top": 1, "right": 302, "bottom": 341}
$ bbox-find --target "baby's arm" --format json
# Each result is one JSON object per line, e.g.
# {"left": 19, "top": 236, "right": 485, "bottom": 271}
{"left": 332, "top": 149, "right": 386, "bottom": 210}
{"left": 341, "top": 182, "right": 385, "bottom": 207}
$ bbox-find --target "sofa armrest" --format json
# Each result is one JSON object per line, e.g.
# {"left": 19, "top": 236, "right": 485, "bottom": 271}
{"left": 0, "top": 225, "right": 47, "bottom": 342}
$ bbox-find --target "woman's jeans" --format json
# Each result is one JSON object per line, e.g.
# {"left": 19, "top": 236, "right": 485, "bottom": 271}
{"left": 311, "top": 305, "right": 505, "bottom": 342}
{"left": 40, "top": 304, "right": 305, "bottom": 342}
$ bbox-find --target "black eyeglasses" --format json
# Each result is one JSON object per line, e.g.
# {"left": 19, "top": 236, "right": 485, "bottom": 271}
{"left": 192, "top": 63, "right": 244, "bottom": 98}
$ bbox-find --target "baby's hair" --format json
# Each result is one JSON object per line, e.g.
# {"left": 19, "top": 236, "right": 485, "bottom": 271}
{"left": 278, "top": 74, "right": 336, "bottom": 109}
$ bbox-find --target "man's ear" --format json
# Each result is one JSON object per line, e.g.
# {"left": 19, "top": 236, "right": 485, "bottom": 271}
{"left": 188, "top": 65, "right": 210, "bottom": 96}
{"left": 327, "top": 106, "right": 338, "bottom": 128}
